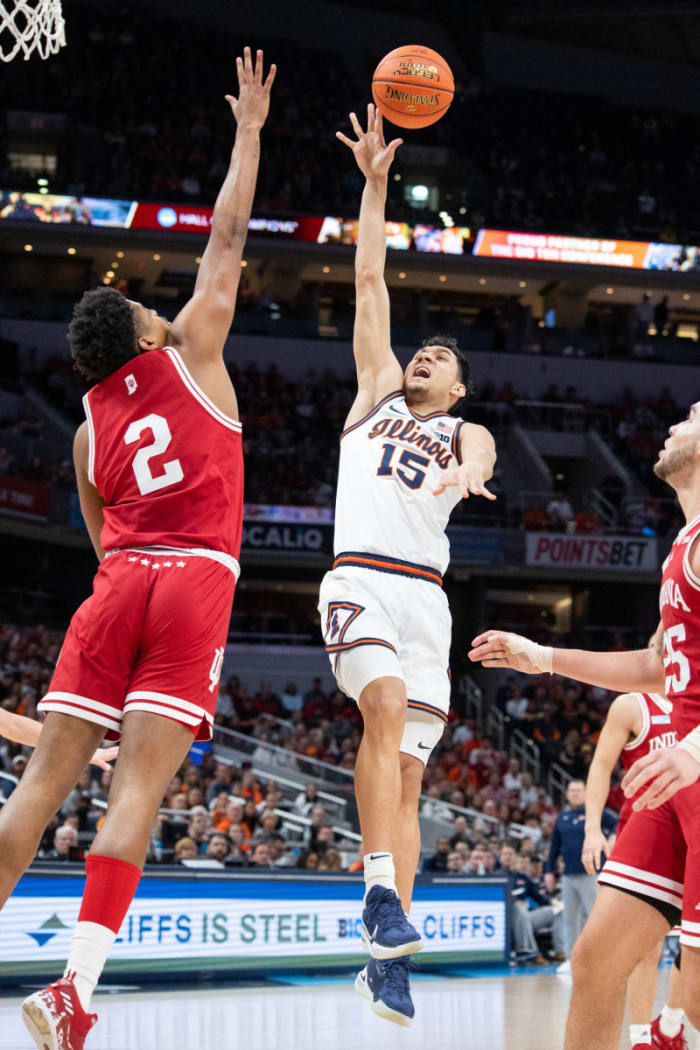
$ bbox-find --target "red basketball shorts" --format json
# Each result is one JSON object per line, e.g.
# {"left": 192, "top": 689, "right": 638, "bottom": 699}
{"left": 38, "top": 549, "right": 236, "bottom": 742}
{"left": 598, "top": 780, "right": 700, "bottom": 948}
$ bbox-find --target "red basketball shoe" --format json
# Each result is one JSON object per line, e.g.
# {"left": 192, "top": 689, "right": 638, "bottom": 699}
{"left": 651, "top": 1016, "right": 688, "bottom": 1050}
{"left": 21, "top": 977, "right": 97, "bottom": 1050}
{"left": 631, "top": 1044, "right": 651, "bottom": 1050}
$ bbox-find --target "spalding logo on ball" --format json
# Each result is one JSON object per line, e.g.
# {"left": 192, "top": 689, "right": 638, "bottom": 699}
{"left": 372, "top": 45, "right": 454, "bottom": 129}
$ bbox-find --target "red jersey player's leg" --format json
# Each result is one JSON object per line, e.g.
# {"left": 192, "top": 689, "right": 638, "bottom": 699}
{"left": 22, "top": 712, "right": 195, "bottom": 1050}
{"left": 21, "top": 553, "right": 236, "bottom": 1048}
{"left": 563, "top": 802, "right": 685, "bottom": 1050}
{"left": 0, "top": 554, "right": 151, "bottom": 909}
{"left": 0, "top": 714, "right": 106, "bottom": 907}
{"left": 670, "top": 781, "right": 700, "bottom": 1035}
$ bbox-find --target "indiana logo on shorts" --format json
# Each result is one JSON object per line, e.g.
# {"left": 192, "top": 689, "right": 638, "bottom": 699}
{"left": 208, "top": 646, "right": 224, "bottom": 693}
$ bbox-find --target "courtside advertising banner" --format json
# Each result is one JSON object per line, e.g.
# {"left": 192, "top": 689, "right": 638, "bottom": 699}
{"left": 0, "top": 870, "right": 509, "bottom": 980}
{"left": 526, "top": 532, "right": 658, "bottom": 572}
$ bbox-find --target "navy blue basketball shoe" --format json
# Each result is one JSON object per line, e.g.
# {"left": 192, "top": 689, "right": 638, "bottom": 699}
{"left": 354, "top": 956, "right": 416, "bottom": 1027}
{"left": 361, "top": 885, "right": 423, "bottom": 959}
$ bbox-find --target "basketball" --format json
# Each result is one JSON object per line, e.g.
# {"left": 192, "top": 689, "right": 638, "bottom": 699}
{"left": 372, "top": 45, "right": 453, "bottom": 129}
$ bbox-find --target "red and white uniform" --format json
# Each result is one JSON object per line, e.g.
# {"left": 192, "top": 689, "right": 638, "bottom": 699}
{"left": 39, "top": 347, "right": 242, "bottom": 742}
{"left": 616, "top": 693, "right": 676, "bottom": 837}
{"left": 599, "top": 514, "right": 700, "bottom": 945}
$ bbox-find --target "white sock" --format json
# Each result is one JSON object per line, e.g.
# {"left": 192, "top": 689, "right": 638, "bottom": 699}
{"left": 629, "top": 1023, "right": 651, "bottom": 1045}
{"left": 63, "top": 921, "right": 117, "bottom": 1011}
{"left": 363, "top": 852, "right": 397, "bottom": 900}
{"left": 660, "top": 1005, "right": 684, "bottom": 1038}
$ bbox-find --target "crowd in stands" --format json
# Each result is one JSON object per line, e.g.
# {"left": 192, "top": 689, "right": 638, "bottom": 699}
{"left": 3, "top": 4, "right": 700, "bottom": 244}
{"left": 0, "top": 620, "right": 625, "bottom": 878}
{"left": 5, "top": 343, "right": 683, "bottom": 537}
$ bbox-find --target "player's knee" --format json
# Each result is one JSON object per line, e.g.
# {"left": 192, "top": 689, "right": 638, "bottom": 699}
{"left": 570, "top": 930, "right": 603, "bottom": 985}
{"left": 359, "top": 681, "right": 405, "bottom": 730}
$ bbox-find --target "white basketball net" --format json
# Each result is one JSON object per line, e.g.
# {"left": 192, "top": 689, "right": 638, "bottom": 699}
{"left": 0, "top": 0, "right": 65, "bottom": 61}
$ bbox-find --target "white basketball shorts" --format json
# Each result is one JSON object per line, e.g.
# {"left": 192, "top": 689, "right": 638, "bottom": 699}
{"left": 318, "top": 552, "right": 452, "bottom": 764}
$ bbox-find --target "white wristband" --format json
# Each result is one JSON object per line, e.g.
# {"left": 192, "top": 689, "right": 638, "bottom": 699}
{"left": 506, "top": 635, "right": 553, "bottom": 674}
{"left": 678, "top": 726, "right": 700, "bottom": 765}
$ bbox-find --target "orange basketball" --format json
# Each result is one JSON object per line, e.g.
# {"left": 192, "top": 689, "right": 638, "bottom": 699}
{"left": 372, "top": 45, "right": 454, "bottom": 129}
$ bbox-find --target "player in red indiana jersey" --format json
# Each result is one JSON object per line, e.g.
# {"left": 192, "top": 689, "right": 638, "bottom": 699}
{"left": 0, "top": 48, "right": 275, "bottom": 1050}
{"left": 469, "top": 400, "right": 700, "bottom": 1050}
{"left": 583, "top": 688, "right": 686, "bottom": 1050}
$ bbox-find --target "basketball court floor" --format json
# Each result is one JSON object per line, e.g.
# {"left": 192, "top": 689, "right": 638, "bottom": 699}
{"left": 0, "top": 965, "right": 695, "bottom": 1050}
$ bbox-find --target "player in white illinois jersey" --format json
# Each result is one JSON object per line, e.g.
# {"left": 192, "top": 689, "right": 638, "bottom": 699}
{"left": 322, "top": 105, "right": 496, "bottom": 1026}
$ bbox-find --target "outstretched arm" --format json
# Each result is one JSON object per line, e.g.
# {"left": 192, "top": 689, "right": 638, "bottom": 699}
{"left": 171, "top": 47, "right": 276, "bottom": 363}
{"left": 582, "top": 694, "right": 639, "bottom": 874}
{"left": 468, "top": 622, "right": 665, "bottom": 694}
{"left": 433, "top": 422, "right": 497, "bottom": 500}
{"left": 337, "top": 105, "right": 404, "bottom": 426}
{"left": 0, "top": 710, "right": 117, "bottom": 771}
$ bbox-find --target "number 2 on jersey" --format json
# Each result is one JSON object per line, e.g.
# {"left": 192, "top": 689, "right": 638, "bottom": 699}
{"left": 664, "top": 623, "right": 690, "bottom": 694}
{"left": 124, "top": 413, "right": 184, "bottom": 495}
{"left": 376, "top": 442, "right": 429, "bottom": 490}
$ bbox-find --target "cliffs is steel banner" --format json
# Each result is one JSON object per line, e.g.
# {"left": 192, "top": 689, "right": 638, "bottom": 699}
{"left": 0, "top": 870, "right": 508, "bottom": 979}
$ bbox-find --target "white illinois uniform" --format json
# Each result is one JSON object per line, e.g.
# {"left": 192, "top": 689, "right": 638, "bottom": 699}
{"left": 318, "top": 389, "right": 465, "bottom": 763}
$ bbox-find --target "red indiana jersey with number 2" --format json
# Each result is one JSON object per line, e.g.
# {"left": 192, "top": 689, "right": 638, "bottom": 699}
{"left": 83, "top": 346, "right": 243, "bottom": 558}
{"left": 659, "top": 513, "right": 700, "bottom": 740}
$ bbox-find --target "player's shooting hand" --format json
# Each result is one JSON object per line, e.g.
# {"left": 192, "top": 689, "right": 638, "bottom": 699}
{"left": 226, "top": 47, "right": 276, "bottom": 130}
{"left": 468, "top": 630, "right": 553, "bottom": 674}
{"left": 581, "top": 828, "right": 610, "bottom": 876}
{"left": 336, "top": 103, "right": 403, "bottom": 179}
{"left": 433, "top": 463, "right": 496, "bottom": 500}
{"left": 622, "top": 746, "right": 700, "bottom": 812}
{"left": 89, "top": 745, "right": 118, "bottom": 771}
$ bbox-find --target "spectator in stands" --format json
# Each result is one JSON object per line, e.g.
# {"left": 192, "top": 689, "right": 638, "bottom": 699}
{"left": 519, "top": 772, "right": 539, "bottom": 809}
{"left": 226, "top": 824, "right": 248, "bottom": 865}
{"left": 187, "top": 806, "right": 211, "bottom": 854}
{"left": 469, "top": 737, "right": 501, "bottom": 786}
{"left": 174, "top": 837, "right": 198, "bottom": 862}
{"left": 446, "top": 851, "right": 465, "bottom": 874}
{"left": 305, "top": 804, "right": 328, "bottom": 844}
{"left": 206, "top": 763, "right": 233, "bottom": 803}
{"left": 206, "top": 833, "right": 230, "bottom": 863}
{"left": 294, "top": 783, "right": 320, "bottom": 816}
{"left": 302, "top": 678, "right": 327, "bottom": 723}
{"left": 547, "top": 490, "right": 575, "bottom": 532}
{"left": 423, "top": 836, "right": 452, "bottom": 873}
{"left": 465, "top": 845, "right": 488, "bottom": 875}
{"left": 266, "top": 833, "right": 292, "bottom": 868}
{"left": 296, "top": 849, "right": 319, "bottom": 870}
{"left": 503, "top": 759, "right": 523, "bottom": 792}
{"left": 420, "top": 785, "right": 454, "bottom": 823}
{"left": 544, "top": 779, "right": 616, "bottom": 971}
{"left": 318, "top": 848, "right": 342, "bottom": 872}
{"left": 314, "top": 823, "right": 336, "bottom": 853}
{"left": 41, "top": 824, "right": 78, "bottom": 861}
{"left": 450, "top": 815, "right": 471, "bottom": 849}
{"left": 281, "top": 681, "right": 303, "bottom": 714}
{"left": 250, "top": 841, "right": 272, "bottom": 868}
{"left": 500, "top": 843, "right": 566, "bottom": 964}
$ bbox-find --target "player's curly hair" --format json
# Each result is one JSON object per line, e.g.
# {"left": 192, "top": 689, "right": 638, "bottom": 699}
{"left": 421, "top": 334, "right": 475, "bottom": 401}
{"left": 68, "top": 288, "right": 140, "bottom": 383}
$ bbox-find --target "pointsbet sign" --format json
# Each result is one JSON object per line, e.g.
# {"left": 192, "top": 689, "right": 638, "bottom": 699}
{"left": 0, "top": 870, "right": 509, "bottom": 978}
{"left": 525, "top": 533, "right": 658, "bottom": 572}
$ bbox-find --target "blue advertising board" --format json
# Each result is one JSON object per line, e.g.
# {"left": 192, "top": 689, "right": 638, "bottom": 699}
{"left": 0, "top": 866, "right": 510, "bottom": 981}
